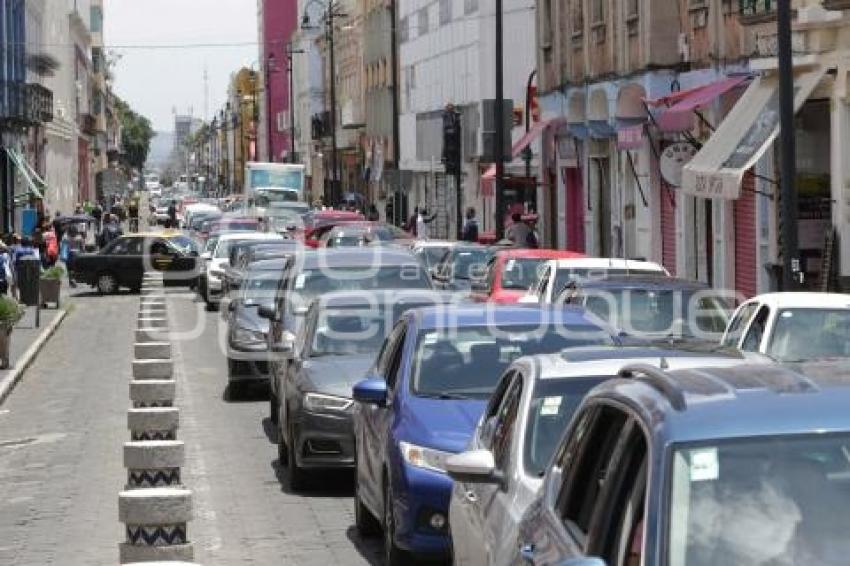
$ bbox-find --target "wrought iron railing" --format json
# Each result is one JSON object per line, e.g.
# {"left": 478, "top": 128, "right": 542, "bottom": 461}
{"left": 0, "top": 81, "right": 53, "bottom": 125}
{"left": 739, "top": 0, "right": 775, "bottom": 18}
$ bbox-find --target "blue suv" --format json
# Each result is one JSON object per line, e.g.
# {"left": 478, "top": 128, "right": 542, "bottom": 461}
{"left": 515, "top": 360, "right": 850, "bottom": 565}
{"left": 351, "top": 305, "right": 620, "bottom": 564}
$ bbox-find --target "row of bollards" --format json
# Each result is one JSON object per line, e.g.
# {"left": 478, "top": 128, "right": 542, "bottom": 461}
{"left": 119, "top": 272, "right": 198, "bottom": 565}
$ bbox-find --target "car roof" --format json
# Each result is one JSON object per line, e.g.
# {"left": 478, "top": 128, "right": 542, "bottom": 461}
{"left": 497, "top": 249, "right": 585, "bottom": 260}
{"left": 549, "top": 257, "right": 668, "bottom": 272}
{"left": 297, "top": 247, "right": 420, "bottom": 268}
{"left": 741, "top": 292, "right": 850, "bottom": 310}
{"left": 571, "top": 275, "right": 710, "bottom": 292}
{"left": 217, "top": 232, "right": 283, "bottom": 242}
{"left": 590, "top": 359, "right": 850, "bottom": 442}
{"left": 410, "top": 305, "right": 606, "bottom": 330}
{"left": 310, "top": 290, "right": 455, "bottom": 310}
{"left": 411, "top": 240, "right": 456, "bottom": 249}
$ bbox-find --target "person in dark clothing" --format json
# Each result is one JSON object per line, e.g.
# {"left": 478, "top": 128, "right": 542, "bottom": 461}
{"left": 406, "top": 207, "right": 419, "bottom": 236}
{"left": 98, "top": 214, "right": 123, "bottom": 248}
{"left": 91, "top": 202, "right": 103, "bottom": 233}
{"left": 367, "top": 204, "right": 380, "bottom": 222}
{"left": 167, "top": 201, "right": 177, "bottom": 229}
{"left": 52, "top": 211, "right": 64, "bottom": 242}
{"left": 462, "top": 207, "right": 479, "bottom": 242}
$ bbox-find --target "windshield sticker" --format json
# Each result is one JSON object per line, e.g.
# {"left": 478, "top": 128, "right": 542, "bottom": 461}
{"left": 689, "top": 448, "right": 719, "bottom": 482}
{"left": 540, "top": 396, "right": 563, "bottom": 416}
{"left": 781, "top": 311, "right": 794, "bottom": 318}
{"left": 295, "top": 274, "right": 306, "bottom": 290}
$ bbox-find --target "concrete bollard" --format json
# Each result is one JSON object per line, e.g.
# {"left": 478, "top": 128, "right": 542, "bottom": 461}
{"left": 136, "top": 328, "right": 169, "bottom": 344}
{"left": 132, "top": 359, "right": 174, "bottom": 380}
{"left": 141, "top": 288, "right": 166, "bottom": 296}
{"left": 130, "top": 380, "right": 176, "bottom": 408}
{"left": 135, "top": 342, "right": 172, "bottom": 360}
{"left": 140, "top": 303, "right": 168, "bottom": 314}
{"left": 118, "top": 487, "right": 194, "bottom": 563}
{"left": 124, "top": 441, "right": 185, "bottom": 489}
{"left": 138, "top": 317, "right": 169, "bottom": 330}
{"left": 128, "top": 407, "right": 179, "bottom": 441}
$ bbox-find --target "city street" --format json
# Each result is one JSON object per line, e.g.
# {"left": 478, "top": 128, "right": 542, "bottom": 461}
{"left": 0, "top": 289, "right": 381, "bottom": 565}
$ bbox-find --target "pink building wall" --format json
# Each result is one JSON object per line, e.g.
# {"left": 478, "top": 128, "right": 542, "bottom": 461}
{"left": 263, "top": 0, "right": 297, "bottom": 161}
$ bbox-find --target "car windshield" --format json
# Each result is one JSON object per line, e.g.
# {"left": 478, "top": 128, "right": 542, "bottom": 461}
{"left": 167, "top": 235, "right": 197, "bottom": 254}
{"left": 293, "top": 265, "right": 431, "bottom": 299}
{"left": 310, "top": 308, "right": 391, "bottom": 357}
{"left": 449, "top": 249, "right": 490, "bottom": 280}
{"left": 524, "top": 376, "right": 606, "bottom": 477}
{"left": 415, "top": 246, "right": 451, "bottom": 269}
{"left": 502, "top": 258, "right": 548, "bottom": 290}
{"left": 767, "top": 308, "right": 850, "bottom": 362}
{"left": 580, "top": 289, "right": 732, "bottom": 338}
{"left": 668, "top": 433, "right": 850, "bottom": 566}
{"left": 553, "top": 268, "right": 665, "bottom": 295}
{"left": 411, "top": 324, "right": 615, "bottom": 399}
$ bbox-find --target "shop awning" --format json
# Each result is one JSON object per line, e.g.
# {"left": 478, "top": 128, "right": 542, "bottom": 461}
{"left": 646, "top": 76, "right": 749, "bottom": 132}
{"left": 5, "top": 148, "right": 45, "bottom": 200}
{"left": 480, "top": 118, "right": 563, "bottom": 194}
{"left": 681, "top": 65, "right": 826, "bottom": 200}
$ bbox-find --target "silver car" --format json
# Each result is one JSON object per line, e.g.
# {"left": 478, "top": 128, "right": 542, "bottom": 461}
{"left": 446, "top": 346, "right": 767, "bottom": 566}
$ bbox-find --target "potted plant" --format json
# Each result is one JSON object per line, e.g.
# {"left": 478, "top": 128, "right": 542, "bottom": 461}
{"left": 40, "top": 265, "right": 64, "bottom": 308}
{"left": 0, "top": 295, "right": 25, "bottom": 369}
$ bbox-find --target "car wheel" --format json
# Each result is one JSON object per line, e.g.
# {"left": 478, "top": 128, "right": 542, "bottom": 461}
{"left": 384, "top": 478, "right": 407, "bottom": 565}
{"left": 355, "top": 460, "right": 381, "bottom": 537}
{"left": 97, "top": 272, "right": 118, "bottom": 294}
{"left": 287, "top": 419, "right": 306, "bottom": 491}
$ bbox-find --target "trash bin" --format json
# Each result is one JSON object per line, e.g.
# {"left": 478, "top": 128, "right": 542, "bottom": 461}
{"left": 16, "top": 256, "right": 41, "bottom": 307}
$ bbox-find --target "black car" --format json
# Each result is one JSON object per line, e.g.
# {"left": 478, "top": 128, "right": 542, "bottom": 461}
{"left": 276, "top": 290, "right": 456, "bottom": 490}
{"left": 559, "top": 275, "right": 733, "bottom": 341}
{"left": 430, "top": 245, "right": 492, "bottom": 291}
{"left": 225, "top": 258, "right": 288, "bottom": 388}
{"left": 68, "top": 234, "right": 199, "bottom": 294}
{"left": 261, "top": 247, "right": 433, "bottom": 426}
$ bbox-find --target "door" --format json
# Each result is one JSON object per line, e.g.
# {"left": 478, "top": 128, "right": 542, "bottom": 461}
{"left": 565, "top": 167, "right": 585, "bottom": 253}
{"left": 734, "top": 174, "right": 758, "bottom": 299}
{"left": 660, "top": 183, "right": 677, "bottom": 274}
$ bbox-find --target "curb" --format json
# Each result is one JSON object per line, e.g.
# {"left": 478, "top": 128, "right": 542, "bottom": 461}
{"left": 0, "top": 308, "right": 69, "bottom": 406}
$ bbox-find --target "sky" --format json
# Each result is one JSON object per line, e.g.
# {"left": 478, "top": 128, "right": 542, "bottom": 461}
{"left": 104, "top": 0, "right": 259, "bottom": 132}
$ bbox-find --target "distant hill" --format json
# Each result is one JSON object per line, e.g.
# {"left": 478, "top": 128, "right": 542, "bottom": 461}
{"left": 146, "top": 131, "right": 175, "bottom": 170}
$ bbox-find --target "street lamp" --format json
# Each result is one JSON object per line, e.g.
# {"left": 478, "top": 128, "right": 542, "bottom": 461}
{"left": 302, "top": 0, "right": 346, "bottom": 206}
{"left": 266, "top": 53, "right": 277, "bottom": 162}
{"left": 286, "top": 43, "right": 305, "bottom": 165}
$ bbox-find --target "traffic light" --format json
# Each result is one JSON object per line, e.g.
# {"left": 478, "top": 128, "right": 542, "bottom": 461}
{"left": 442, "top": 107, "right": 462, "bottom": 175}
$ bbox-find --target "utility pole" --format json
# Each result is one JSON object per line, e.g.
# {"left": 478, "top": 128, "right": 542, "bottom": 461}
{"left": 266, "top": 54, "right": 275, "bottom": 162}
{"left": 524, "top": 69, "right": 537, "bottom": 180}
{"left": 777, "top": 0, "right": 799, "bottom": 290}
{"left": 494, "top": 0, "right": 506, "bottom": 239}
{"left": 287, "top": 43, "right": 305, "bottom": 164}
{"left": 389, "top": 0, "right": 402, "bottom": 226}
{"left": 327, "top": 11, "right": 339, "bottom": 206}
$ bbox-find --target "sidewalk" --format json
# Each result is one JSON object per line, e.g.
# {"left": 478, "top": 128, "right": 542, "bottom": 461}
{"left": 0, "top": 293, "right": 69, "bottom": 405}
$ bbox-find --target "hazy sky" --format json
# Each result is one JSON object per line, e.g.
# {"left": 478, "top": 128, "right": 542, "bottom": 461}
{"left": 104, "top": 0, "right": 259, "bottom": 132}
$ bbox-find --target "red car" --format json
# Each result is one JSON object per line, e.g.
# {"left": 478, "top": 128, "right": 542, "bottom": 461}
{"left": 303, "top": 210, "right": 365, "bottom": 247}
{"left": 470, "top": 248, "right": 585, "bottom": 303}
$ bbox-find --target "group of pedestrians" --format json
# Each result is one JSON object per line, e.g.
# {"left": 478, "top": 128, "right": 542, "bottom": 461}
{"left": 0, "top": 227, "right": 60, "bottom": 296}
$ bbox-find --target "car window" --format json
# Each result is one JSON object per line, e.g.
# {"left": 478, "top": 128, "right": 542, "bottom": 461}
{"left": 491, "top": 375, "right": 523, "bottom": 472}
{"left": 741, "top": 305, "right": 770, "bottom": 352}
{"left": 557, "top": 405, "right": 630, "bottom": 543}
{"left": 722, "top": 302, "right": 759, "bottom": 347}
{"left": 106, "top": 238, "right": 131, "bottom": 255}
{"left": 532, "top": 266, "right": 550, "bottom": 299}
{"left": 150, "top": 240, "right": 172, "bottom": 255}
{"left": 385, "top": 326, "right": 408, "bottom": 391}
{"left": 767, "top": 308, "right": 850, "bottom": 362}
{"left": 595, "top": 424, "right": 648, "bottom": 566}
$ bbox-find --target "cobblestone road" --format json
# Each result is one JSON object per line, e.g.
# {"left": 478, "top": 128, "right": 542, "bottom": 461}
{"left": 0, "top": 288, "right": 382, "bottom": 565}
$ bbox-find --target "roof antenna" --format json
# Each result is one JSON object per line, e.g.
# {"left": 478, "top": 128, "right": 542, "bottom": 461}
{"left": 660, "top": 356, "right": 669, "bottom": 370}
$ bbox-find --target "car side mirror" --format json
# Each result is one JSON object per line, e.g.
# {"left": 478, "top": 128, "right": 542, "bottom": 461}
{"left": 352, "top": 377, "right": 387, "bottom": 406}
{"left": 258, "top": 305, "right": 279, "bottom": 321}
{"left": 446, "top": 450, "right": 503, "bottom": 486}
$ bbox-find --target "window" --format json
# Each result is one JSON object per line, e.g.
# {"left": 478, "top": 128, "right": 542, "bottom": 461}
{"left": 417, "top": 8, "right": 429, "bottom": 37}
{"left": 492, "top": 377, "right": 523, "bottom": 471}
{"left": 558, "top": 406, "right": 629, "bottom": 540}
{"left": 573, "top": 0, "right": 585, "bottom": 36}
{"left": 399, "top": 16, "right": 409, "bottom": 43}
{"left": 591, "top": 0, "right": 606, "bottom": 23}
{"left": 385, "top": 326, "right": 408, "bottom": 391}
{"left": 541, "top": 0, "right": 553, "bottom": 47}
{"left": 721, "top": 302, "right": 759, "bottom": 347}
{"left": 741, "top": 305, "right": 770, "bottom": 352}
{"left": 439, "top": 0, "right": 452, "bottom": 25}
{"left": 106, "top": 238, "right": 131, "bottom": 255}
{"left": 150, "top": 240, "right": 173, "bottom": 256}
{"left": 90, "top": 5, "right": 103, "bottom": 33}
{"left": 464, "top": 0, "right": 478, "bottom": 15}
{"left": 766, "top": 308, "right": 850, "bottom": 362}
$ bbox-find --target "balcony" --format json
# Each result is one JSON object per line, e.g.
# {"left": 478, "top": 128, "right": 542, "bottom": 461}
{"left": 0, "top": 81, "right": 54, "bottom": 126}
{"left": 80, "top": 113, "right": 97, "bottom": 135}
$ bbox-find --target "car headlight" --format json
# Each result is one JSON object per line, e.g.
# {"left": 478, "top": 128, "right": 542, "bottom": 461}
{"left": 303, "top": 392, "right": 353, "bottom": 413}
{"left": 399, "top": 441, "right": 454, "bottom": 474}
{"left": 233, "top": 327, "right": 266, "bottom": 345}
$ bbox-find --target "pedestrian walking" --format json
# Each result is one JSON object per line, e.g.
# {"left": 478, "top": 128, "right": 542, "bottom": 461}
{"left": 98, "top": 214, "right": 122, "bottom": 248}
{"left": 405, "top": 207, "right": 419, "bottom": 236}
{"left": 462, "top": 207, "right": 479, "bottom": 243}
{"left": 91, "top": 202, "right": 103, "bottom": 233}
{"left": 167, "top": 200, "right": 177, "bottom": 229}
{"left": 506, "top": 212, "right": 532, "bottom": 248}
{"left": 416, "top": 208, "right": 437, "bottom": 240}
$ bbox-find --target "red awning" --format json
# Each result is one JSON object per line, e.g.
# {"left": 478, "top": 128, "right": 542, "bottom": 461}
{"left": 480, "top": 118, "right": 562, "bottom": 195}
{"left": 645, "top": 76, "right": 749, "bottom": 132}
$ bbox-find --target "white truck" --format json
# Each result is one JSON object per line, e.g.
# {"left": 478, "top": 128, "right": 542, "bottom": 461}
{"left": 244, "top": 162, "right": 306, "bottom": 207}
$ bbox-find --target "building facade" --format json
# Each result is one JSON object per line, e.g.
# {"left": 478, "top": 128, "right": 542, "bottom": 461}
{"left": 257, "top": 0, "right": 297, "bottom": 163}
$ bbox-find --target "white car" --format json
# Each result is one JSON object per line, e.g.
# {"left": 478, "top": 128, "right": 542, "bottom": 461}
{"left": 183, "top": 202, "right": 220, "bottom": 230}
{"left": 720, "top": 292, "right": 850, "bottom": 362}
{"left": 446, "top": 346, "right": 769, "bottom": 566}
{"left": 518, "top": 257, "right": 669, "bottom": 305}
{"left": 409, "top": 240, "right": 458, "bottom": 271}
{"left": 199, "top": 232, "right": 284, "bottom": 308}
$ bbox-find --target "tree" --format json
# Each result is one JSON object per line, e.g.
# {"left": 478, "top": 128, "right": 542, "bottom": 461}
{"left": 114, "top": 96, "right": 154, "bottom": 187}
